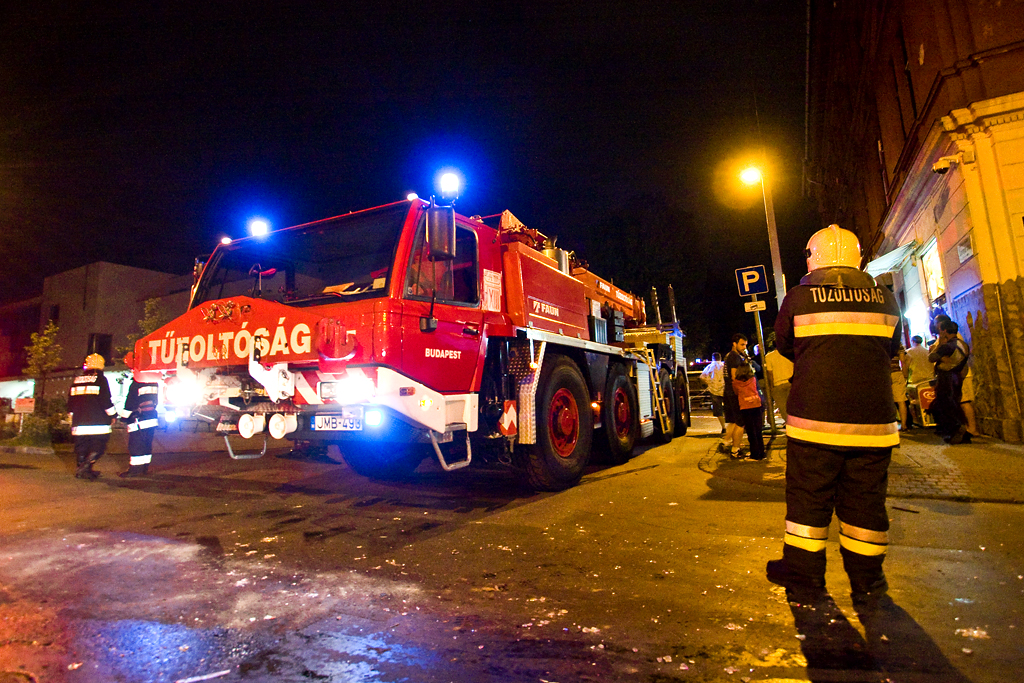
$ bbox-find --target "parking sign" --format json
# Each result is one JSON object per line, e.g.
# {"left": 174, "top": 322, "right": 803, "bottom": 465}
{"left": 735, "top": 265, "right": 769, "bottom": 297}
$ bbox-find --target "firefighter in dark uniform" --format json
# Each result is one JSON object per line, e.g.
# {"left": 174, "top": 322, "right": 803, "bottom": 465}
{"left": 767, "top": 225, "right": 902, "bottom": 611}
{"left": 67, "top": 353, "right": 117, "bottom": 480}
{"left": 118, "top": 376, "right": 160, "bottom": 477}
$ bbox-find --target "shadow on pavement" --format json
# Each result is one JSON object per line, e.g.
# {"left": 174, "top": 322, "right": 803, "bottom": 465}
{"left": 788, "top": 592, "right": 973, "bottom": 683}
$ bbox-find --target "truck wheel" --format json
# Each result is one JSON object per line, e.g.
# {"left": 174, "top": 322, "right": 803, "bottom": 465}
{"left": 341, "top": 443, "right": 427, "bottom": 480}
{"left": 674, "top": 370, "right": 690, "bottom": 437}
{"left": 654, "top": 367, "right": 676, "bottom": 443}
{"left": 601, "top": 364, "right": 639, "bottom": 464}
{"left": 515, "top": 356, "right": 593, "bottom": 491}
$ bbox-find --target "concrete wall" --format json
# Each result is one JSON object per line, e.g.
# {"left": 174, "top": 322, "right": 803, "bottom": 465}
{"left": 41, "top": 262, "right": 178, "bottom": 371}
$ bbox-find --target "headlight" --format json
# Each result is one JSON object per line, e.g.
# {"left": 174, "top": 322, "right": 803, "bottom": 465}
{"left": 164, "top": 377, "right": 203, "bottom": 406}
{"left": 319, "top": 368, "right": 376, "bottom": 404}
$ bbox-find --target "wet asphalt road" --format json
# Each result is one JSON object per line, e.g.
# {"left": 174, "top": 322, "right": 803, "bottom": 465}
{"left": 1, "top": 417, "right": 1022, "bottom": 682}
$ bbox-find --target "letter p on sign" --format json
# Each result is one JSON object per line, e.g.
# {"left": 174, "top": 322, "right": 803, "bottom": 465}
{"left": 735, "top": 265, "right": 769, "bottom": 297}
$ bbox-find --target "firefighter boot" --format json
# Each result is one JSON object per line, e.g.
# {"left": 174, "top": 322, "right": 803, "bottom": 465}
{"left": 766, "top": 545, "right": 827, "bottom": 600}
{"left": 81, "top": 457, "right": 101, "bottom": 480}
{"left": 119, "top": 465, "right": 144, "bottom": 478}
{"left": 841, "top": 546, "right": 888, "bottom": 615}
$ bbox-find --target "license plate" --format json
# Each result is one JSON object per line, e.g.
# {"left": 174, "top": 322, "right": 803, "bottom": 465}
{"left": 312, "top": 408, "right": 363, "bottom": 431}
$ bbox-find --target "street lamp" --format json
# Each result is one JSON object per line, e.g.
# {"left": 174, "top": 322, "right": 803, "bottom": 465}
{"left": 740, "top": 166, "right": 786, "bottom": 313}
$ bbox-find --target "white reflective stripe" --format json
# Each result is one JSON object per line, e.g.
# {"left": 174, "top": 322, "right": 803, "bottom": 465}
{"left": 129, "top": 454, "right": 152, "bottom": 465}
{"left": 73, "top": 424, "right": 112, "bottom": 435}
{"left": 128, "top": 418, "right": 159, "bottom": 432}
{"left": 71, "top": 386, "right": 101, "bottom": 396}
{"left": 105, "top": 406, "right": 117, "bottom": 416}
{"left": 139, "top": 386, "right": 159, "bottom": 395}
{"left": 785, "top": 521, "right": 829, "bottom": 539}
{"left": 118, "top": 409, "right": 132, "bottom": 419}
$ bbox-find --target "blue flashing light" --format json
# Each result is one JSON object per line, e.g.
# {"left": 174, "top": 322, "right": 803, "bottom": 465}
{"left": 248, "top": 218, "right": 270, "bottom": 237}
{"left": 365, "top": 409, "right": 383, "bottom": 427}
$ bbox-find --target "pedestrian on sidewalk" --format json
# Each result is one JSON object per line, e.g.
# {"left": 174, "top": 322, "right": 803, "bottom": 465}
{"left": 905, "top": 335, "right": 933, "bottom": 428}
{"left": 118, "top": 376, "right": 160, "bottom": 477}
{"left": 67, "top": 354, "right": 117, "bottom": 480}
{"left": 722, "top": 334, "right": 749, "bottom": 458}
{"left": 767, "top": 225, "right": 902, "bottom": 612}
{"left": 891, "top": 345, "right": 909, "bottom": 430}
{"left": 733, "top": 362, "right": 765, "bottom": 461}
{"left": 700, "top": 352, "right": 728, "bottom": 439}
{"left": 929, "top": 319, "right": 971, "bottom": 444}
{"left": 764, "top": 336, "right": 793, "bottom": 423}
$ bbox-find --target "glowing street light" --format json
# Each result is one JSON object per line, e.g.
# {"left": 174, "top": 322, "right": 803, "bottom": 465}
{"left": 740, "top": 165, "right": 786, "bottom": 313}
{"left": 220, "top": 236, "right": 232, "bottom": 245}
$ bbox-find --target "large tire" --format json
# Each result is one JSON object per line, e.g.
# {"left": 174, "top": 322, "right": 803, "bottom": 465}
{"left": 674, "top": 370, "right": 690, "bottom": 437}
{"left": 600, "top": 364, "right": 639, "bottom": 465}
{"left": 515, "top": 356, "right": 594, "bottom": 491}
{"left": 341, "top": 442, "right": 428, "bottom": 480}
{"left": 653, "top": 367, "right": 676, "bottom": 444}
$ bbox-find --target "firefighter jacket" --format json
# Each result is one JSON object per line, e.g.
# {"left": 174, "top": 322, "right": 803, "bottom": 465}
{"left": 774, "top": 266, "right": 902, "bottom": 449}
{"left": 67, "top": 370, "right": 116, "bottom": 436}
{"left": 118, "top": 379, "right": 160, "bottom": 433}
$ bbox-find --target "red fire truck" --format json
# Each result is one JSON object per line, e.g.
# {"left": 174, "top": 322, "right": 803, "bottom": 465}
{"left": 128, "top": 196, "right": 690, "bottom": 490}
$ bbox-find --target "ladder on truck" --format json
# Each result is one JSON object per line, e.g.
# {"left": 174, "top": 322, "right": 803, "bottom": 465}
{"left": 635, "top": 346, "right": 672, "bottom": 435}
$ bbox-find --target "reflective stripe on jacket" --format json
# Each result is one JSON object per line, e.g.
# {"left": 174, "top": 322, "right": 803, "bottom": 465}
{"left": 775, "top": 267, "right": 902, "bottom": 449}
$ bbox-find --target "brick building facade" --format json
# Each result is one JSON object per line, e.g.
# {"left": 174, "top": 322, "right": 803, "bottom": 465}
{"left": 806, "top": 1, "right": 1024, "bottom": 440}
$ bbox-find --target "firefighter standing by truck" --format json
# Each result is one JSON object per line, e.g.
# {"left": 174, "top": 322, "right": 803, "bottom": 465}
{"left": 767, "top": 225, "right": 902, "bottom": 613}
{"left": 67, "top": 353, "right": 117, "bottom": 480}
{"left": 118, "top": 376, "right": 160, "bottom": 477}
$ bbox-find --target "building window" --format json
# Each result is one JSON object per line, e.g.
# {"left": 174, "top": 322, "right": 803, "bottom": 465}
{"left": 49, "top": 305, "right": 59, "bottom": 323}
{"left": 920, "top": 240, "right": 945, "bottom": 302}
{"left": 87, "top": 333, "right": 113, "bottom": 364}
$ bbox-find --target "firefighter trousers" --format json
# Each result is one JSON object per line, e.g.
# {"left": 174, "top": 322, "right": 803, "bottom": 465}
{"left": 74, "top": 434, "right": 109, "bottom": 468}
{"left": 783, "top": 439, "right": 891, "bottom": 594}
{"left": 127, "top": 426, "right": 155, "bottom": 467}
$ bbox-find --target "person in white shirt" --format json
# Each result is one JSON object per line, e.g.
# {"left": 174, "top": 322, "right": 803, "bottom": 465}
{"left": 700, "top": 353, "right": 727, "bottom": 438}
{"left": 764, "top": 344, "right": 794, "bottom": 422}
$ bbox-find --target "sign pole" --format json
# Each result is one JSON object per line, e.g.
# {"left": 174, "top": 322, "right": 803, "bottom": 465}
{"left": 749, "top": 294, "right": 777, "bottom": 437}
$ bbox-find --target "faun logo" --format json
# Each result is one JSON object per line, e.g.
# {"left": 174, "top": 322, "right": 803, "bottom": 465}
{"left": 531, "top": 301, "right": 559, "bottom": 317}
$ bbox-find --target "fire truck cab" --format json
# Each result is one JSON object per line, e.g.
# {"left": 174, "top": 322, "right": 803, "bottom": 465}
{"left": 130, "top": 197, "right": 690, "bottom": 490}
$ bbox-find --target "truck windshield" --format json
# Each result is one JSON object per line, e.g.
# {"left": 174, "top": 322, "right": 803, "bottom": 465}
{"left": 192, "top": 203, "right": 410, "bottom": 308}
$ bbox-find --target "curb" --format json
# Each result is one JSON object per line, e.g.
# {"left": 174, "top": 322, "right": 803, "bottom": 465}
{"left": 697, "top": 433, "right": 1024, "bottom": 504}
{"left": 0, "top": 444, "right": 56, "bottom": 455}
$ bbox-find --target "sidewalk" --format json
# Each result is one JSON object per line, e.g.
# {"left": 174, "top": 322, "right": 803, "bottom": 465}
{"left": 694, "top": 415, "right": 1024, "bottom": 504}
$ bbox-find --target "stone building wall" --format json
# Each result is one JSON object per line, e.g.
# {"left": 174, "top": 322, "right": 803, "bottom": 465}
{"left": 953, "top": 279, "right": 1024, "bottom": 442}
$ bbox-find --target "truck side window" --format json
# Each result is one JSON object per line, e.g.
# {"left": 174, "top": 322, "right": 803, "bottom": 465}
{"left": 405, "top": 221, "right": 478, "bottom": 305}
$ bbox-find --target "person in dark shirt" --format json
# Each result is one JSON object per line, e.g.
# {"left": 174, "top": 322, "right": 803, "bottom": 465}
{"left": 67, "top": 354, "right": 117, "bottom": 480}
{"left": 722, "top": 333, "right": 749, "bottom": 458}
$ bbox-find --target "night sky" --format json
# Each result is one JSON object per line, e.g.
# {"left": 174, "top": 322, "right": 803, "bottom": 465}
{"left": 2, "top": 1, "right": 814, "bottom": 355}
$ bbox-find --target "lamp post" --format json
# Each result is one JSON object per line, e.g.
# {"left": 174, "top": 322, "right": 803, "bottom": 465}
{"left": 740, "top": 167, "right": 786, "bottom": 312}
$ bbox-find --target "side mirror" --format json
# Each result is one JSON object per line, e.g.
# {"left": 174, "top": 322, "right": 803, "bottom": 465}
{"left": 426, "top": 205, "right": 456, "bottom": 261}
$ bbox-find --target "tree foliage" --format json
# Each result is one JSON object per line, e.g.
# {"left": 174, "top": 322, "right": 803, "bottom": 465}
{"left": 116, "top": 298, "right": 170, "bottom": 360}
{"left": 23, "top": 320, "right": 62, "bottom": 380}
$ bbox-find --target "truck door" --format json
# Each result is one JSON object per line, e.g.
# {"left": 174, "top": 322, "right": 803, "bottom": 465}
{"left": 401, "top": 220, "right": 484, "bottom": 393}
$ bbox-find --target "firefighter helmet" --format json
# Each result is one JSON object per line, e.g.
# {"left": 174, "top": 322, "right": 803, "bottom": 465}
{"left": 805, "top": 224, "right": 861, "bottom": 271}
{"left": 83, "top": 353, "right": 105, "bottom": 370}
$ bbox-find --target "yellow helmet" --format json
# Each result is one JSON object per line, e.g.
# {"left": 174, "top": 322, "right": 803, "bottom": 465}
{"left": 83, "top": 353, "right": 106, "bottom": 370}
{"left": 805, "top": 224, "right": 861, "bottom": 271}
